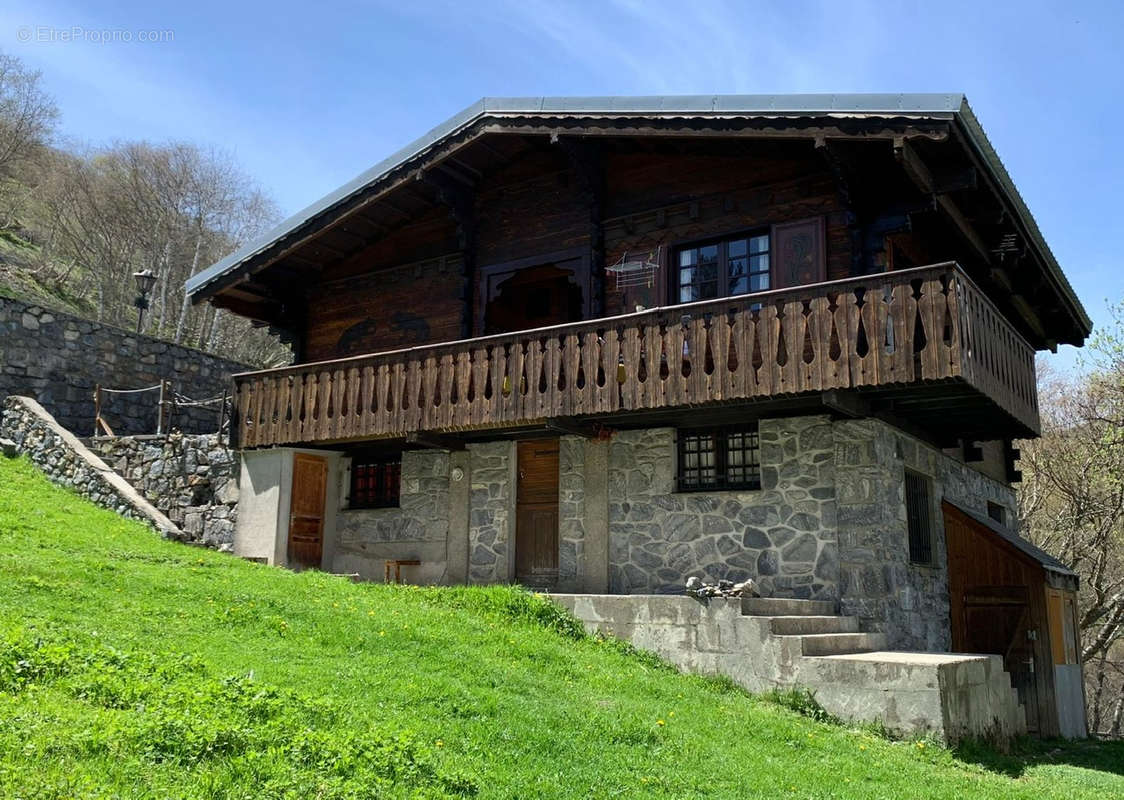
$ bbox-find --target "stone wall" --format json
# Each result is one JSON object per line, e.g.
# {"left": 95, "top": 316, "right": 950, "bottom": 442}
{"left": 332, "top": 450, "right": 451, "bottom": 583}
{"left": 557, "top": 437, "right": 587, "bottom": 591}
{"left": 0, "top": 296, "right": 252, "bottom": 436}
{"left": 1, "top": 396, "right": 179, "bottom": 536}
{"left": 606, "top": 419, "right": 837, "bottom": 599}
{"left": 835, "top": 419, "right": 1017, "bottom": 651}
{"left": 88, "top": 434, "right": 239, "bottom": 551}
{"left": 467, "top": 441, "right": 515, "bottom": 583}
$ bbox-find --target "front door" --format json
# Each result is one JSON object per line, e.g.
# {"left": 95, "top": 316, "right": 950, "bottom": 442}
{"left": 516, "top": 439, "right": 559, "bottom": 586}
{"left": 288, "top": 453, "right": 327, "bottom": 569}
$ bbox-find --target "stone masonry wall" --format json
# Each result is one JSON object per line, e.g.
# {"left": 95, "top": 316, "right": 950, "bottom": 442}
{"left": 332, "top": 450, "right": 451, "bottom": 584}
{"left": 557, "top": 436, "right": 587, "bottom": 592}
{"left": 89, "top": 434, "right": 239, "bottom": 551}
{"left": 607, "top": 418, "right": 838, "bottom": 598}
{"left": 0, "top": 296, "right": 252, "bottom": 436}
{"left": 1, "top": 396, "right": 179, "bottom": 537}
{"left": 467, "top": 441, "right": 515, "bottom": 584}
{"left": 835, "top": 418, "right": 1017, "bottom": 651}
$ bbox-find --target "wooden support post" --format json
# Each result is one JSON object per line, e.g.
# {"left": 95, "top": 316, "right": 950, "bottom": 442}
{"left": 217, "top": 389, "right": 228, "bottom": 447}
{"left": 156, "top": 379, "right": 173, "bottom": 435}
{"left": 93, "top": 384, "right": 101, "bottom": 437}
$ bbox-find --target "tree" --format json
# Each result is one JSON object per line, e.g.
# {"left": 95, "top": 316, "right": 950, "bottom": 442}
{"left": 0, "top": 50, "right": 59, "bottom": 229}
{"left": 1020, "top": 302, "right": 1124, "bottom": 736}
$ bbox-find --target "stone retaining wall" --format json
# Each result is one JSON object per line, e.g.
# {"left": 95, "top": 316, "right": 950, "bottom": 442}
{"left": 0, "top": 296, "right": 252, "bottom": 436}
{"left": 88, "top": 434, "right": 239, "bottom": 551}
{"left": 1, "top": 396, "right": 179, "bottom": 537}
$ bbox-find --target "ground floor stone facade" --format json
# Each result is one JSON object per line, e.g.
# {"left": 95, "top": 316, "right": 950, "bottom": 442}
{"left": 233, "top": 413, "right": 1016, "bottom": 650}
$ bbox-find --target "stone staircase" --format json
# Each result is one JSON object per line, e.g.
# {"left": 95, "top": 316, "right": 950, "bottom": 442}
{"left": 743, "top": 597, "right": 884, "bottom": 656}
{"left": 552, "top": 593, "right": 1027, "bottom": 745}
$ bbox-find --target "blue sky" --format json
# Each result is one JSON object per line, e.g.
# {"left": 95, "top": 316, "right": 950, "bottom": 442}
{"left": 3, "top": 0, "right": 1121, "bottom": 370}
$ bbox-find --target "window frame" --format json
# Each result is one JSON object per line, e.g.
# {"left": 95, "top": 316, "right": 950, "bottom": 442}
{"left": 904, "top": 469, "right": 934, "bottom": 565}
{"left": 671, "top": 229, "right": 772, "bottom": 304}
{"left": 348, "top": 453, "right": 402, "bottom": 510}
{"left": 676, "top": 425, "right": 762, "bottom": 493}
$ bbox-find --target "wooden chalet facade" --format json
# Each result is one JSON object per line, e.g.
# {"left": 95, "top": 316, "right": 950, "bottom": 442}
{"left": 188, "top": 95, "right": 1090, "bottom": 737}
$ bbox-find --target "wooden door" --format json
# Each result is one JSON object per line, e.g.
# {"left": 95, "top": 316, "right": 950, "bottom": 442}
{"left": 944, "top": 503, "right": 1047, "bottom": 733}
{"left": 288, "top": 453, "right": 328, "bottom": 569}
{"left": 516, "top": 439, "right": 559, "bottom": 586}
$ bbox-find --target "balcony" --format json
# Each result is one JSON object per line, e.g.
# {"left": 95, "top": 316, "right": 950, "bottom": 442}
{"left": 231, "top": 262, "right": 1039, "bottom": 449}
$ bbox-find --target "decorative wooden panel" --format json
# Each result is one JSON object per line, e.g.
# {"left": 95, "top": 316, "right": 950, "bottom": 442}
{"left": 303, "top": 254, "right": 466, "bottom": 362}
{"left": 772, "top": 217, "right": 826, "bottom": 289}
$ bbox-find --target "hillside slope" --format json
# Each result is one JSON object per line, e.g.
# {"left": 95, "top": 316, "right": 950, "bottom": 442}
{"left": 0, "top": 455, "right": 1120, "bottom": 799}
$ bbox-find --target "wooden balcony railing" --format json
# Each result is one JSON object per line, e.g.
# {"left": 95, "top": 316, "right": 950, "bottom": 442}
{"left": 232, "top": 262, "right": 1039, "bottom": 448}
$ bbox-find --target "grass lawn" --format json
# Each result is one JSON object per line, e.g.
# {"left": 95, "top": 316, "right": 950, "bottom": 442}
{"left": 0, "top": 454, "right": 1121, "bottom": 798}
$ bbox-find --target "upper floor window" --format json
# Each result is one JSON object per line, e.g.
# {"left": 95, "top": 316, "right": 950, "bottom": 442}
{"left": 350, "top": 454, "right": 401, "bottom": 509}
{"left": 676, "top": 232, "right": 770, "bottom": 303}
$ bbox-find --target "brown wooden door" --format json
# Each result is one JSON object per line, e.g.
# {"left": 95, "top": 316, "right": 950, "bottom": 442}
{"left": 944, "top": 503, "right": 1046, "bottom": 734}
{"left": 516, "top": 439, "right": 559, "bottom": 585}
{"left": 288, "top": 453, "right": 327, "bottom": 569}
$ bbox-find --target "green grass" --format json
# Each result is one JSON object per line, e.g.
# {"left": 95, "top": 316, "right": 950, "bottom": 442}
{"left": 0, "top": 455, "right": 1121, "bottom": 799}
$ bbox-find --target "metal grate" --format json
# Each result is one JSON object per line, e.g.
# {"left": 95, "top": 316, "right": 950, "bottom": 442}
{"left": 905, "top": 470, "right": 933, "bottom": 564}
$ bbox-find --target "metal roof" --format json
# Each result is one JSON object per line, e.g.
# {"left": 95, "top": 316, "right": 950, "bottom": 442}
{"left": 184, "top": 93, "right": 1090, "bottom": 335}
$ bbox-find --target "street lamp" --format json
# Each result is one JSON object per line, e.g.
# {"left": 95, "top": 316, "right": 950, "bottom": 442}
{"left": 132, "top": 269, "right": 157, "bottom": 334}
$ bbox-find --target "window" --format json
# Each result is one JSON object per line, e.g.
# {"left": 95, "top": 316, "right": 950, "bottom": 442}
{"left": 676, "top": 232, "right": 770, "bottom": 303}
{"left": 677, "top": 426, "right": 761, "bottom": 492}
{"left": 350, "top": 454, "right": 401, "bottom": 509}
{"left": 987, "top": 501, "right": 1006, "bottom": 525}
{"left": 904, "top": 470, "right": 933, "bottom": 564}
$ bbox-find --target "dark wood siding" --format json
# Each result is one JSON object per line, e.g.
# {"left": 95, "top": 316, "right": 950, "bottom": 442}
{"left": 303, "top": 254, "right": 466, "bottom": 362}
{"left": 601, "top": 150, "right": 850, "bottom": 316}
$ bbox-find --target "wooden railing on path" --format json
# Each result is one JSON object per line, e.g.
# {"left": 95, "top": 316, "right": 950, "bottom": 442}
{"left": 232, "top": 262, "right": 1038, "bottom": 448}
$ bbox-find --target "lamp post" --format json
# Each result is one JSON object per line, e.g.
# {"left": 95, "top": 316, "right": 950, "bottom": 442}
{"left": 132, "top": 269, "right": 157, "bottom": 335}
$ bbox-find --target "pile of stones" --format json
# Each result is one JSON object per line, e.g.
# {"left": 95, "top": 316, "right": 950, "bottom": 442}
{"left": 685, "top": 576, "right": 761, "bottom": 598}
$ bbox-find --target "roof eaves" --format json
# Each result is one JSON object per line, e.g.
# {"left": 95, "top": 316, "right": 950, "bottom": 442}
{"left": 952, "top": 99, "right": 1092, "bottom": 337}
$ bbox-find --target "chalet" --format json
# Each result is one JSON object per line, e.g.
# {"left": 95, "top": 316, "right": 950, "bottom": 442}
{"left": 187, "top": 95, "right": 1089, "bottom": 738}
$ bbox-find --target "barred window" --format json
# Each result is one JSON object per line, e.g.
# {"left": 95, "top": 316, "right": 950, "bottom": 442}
{"left": 677, "top": 426, "right": 761, "bottom": 492}
{"left": 905, "top": 470, "right": 933, "bottom": 564}
{"left": 350, "top": 455, "right": 401, "bottom": 509}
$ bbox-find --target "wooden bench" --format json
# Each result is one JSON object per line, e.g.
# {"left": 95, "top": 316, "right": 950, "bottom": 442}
{"left": 384, "top": 559, "right": 421, "bottom": 584}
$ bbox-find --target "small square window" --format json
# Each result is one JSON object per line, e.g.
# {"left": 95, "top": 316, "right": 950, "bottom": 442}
{"left": 677, "top": 425, "right": 760, "bottom": 492}
{"left": 987, "top": 501, "right": 1006, "bottom": 525}
{"left": 350, "top": 454, "right": 401, "bottom": 509}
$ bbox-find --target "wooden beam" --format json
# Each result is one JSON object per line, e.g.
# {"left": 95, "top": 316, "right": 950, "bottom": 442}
{"left": 894, "top": 137, "right": 992, "bottom": 265}
{"left": 821, "top": 390, "right": 871, "bottom": 418}
{"left": 405, "top": 431, "right": 466, "bottom": 451}
{"left": 545, "top": 417, "right": 604, "bottom": 439}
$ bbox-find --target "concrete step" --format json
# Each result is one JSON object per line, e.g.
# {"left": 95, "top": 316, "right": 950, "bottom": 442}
{"left": 768, "top": 615, "right": 860, "bottom": 636}
{"left": 797, "top": 632, "right": 887, "bottom": 656}
{"left": 742, "top": 597, "right": 836, "bottom": 617}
